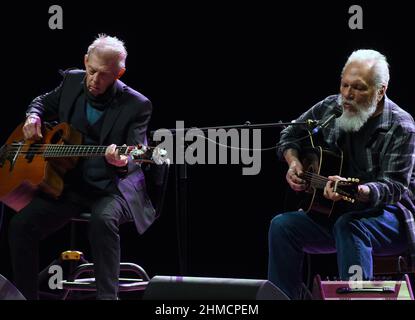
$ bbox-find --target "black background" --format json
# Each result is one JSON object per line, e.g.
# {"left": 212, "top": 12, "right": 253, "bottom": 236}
{"left": 0, "top": 1, "right": 414, "bottom": 291}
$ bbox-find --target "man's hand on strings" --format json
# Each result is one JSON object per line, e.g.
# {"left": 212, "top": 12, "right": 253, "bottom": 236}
{"left": 105, "top": 144, "right": 129, "bottom": 167}
{"left": 286, "top": 160, "right": 306, "bottom": 191}
{"left": 23, "top": 114, "right": 43, "bottom": 140}
{"left": 324, "top": 175, "right": 347, "bottom": 201}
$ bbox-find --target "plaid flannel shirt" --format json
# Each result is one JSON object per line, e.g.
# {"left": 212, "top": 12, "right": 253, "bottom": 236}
{"left": 277, "top": 94, "right": 415, "bottom": 267}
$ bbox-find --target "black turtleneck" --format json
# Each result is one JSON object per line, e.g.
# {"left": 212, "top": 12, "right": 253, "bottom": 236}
{"left": 84, "top": 79, "right": 117, "bottom": 111}
{"left": 64, "top": 79, "right": 122, "bottom": 195}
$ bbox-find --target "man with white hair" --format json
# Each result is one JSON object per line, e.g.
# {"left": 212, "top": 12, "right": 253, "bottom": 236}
{"left": 268, "top": 49, "right": 415, "bottom": 299}
{"left": 8, "top": 34, "right": 155, "bottom": 299}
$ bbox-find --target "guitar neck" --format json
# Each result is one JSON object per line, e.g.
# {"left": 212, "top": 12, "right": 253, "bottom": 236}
{"left": 3, "top": 141, "right": 166, "bottom": 166}
{"left": 39, "top": 144, "right": 128, "bottom": 158}
{"left": 301, "top": 171, "right": 359, "bottom": 202}
{"left": 301, "top": 172, "right": 329, "bottom": 189}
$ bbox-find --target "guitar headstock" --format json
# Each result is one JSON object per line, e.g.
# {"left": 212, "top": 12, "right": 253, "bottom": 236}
{"left": 151, "top": 147, "right": 169, "bottom": 165}
{"left": 128, "top": 145, "right": 169, "bottom": 165}
{"left": 333, "top": 178, "right": 360, "bottom": 203}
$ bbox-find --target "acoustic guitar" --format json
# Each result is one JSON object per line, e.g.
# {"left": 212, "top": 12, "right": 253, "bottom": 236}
{"left": 0, "top": 122, "right": 167, "bottom": 212}
{"left": 296, "top": 146, "right": 359, "bottom": 216}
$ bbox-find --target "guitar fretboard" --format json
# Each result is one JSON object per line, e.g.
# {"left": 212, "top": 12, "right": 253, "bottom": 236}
{"left": 11, "top": 143, "right": 129, "bottom": 158}
{"left": 301, "top": 171, "right": 329, "bottom": 189}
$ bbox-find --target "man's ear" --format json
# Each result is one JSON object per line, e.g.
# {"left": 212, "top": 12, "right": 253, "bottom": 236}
{"left": 378, "top": 85, "right": 387, "bottom": 102}
{"left": 116, "top": 68, "right": 126, "bottom": 79}
{"left": 84, "top": 54, "right": 88, "bottom": 68}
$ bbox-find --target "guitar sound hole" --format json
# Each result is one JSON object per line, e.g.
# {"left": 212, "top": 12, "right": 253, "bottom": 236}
{"left": 51, "top": 130, "right": 64, "bottom": 144}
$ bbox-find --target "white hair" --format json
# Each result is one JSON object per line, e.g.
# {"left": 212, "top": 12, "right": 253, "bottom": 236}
{"left": 342, "top": 49, "right": 389, "bottom": 89}
{"left": 87, "top": 34, "right": 127, "bottom": 69}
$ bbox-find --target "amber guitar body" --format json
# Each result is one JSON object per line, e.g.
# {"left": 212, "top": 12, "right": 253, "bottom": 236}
{"left": 0, "top": 122, "right": 82, "bottom": 212}
{"left": 1, "top": 122, "right": 167, "bottom": 212}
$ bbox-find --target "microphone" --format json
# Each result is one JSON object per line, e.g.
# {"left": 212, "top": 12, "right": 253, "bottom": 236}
{"left": 311, "top": 106, "right": 343, "bottom": 134}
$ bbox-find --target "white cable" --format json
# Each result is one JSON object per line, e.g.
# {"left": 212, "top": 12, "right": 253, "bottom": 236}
{"left": 190, "top": 132, "right": 313, "bottom": 152}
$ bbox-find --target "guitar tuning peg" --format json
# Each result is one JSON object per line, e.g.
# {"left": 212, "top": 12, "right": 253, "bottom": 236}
{"left": 355, "top": 178, "right": 360, "bottom": 183}
{"left": 351, "top": 199, "right": 355, "bottom": 203}
{"left": 347, "top": 177, "right": 351, "bottom": 181}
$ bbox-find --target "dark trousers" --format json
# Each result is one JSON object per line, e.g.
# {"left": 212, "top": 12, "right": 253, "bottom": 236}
{"left": 8, "top": 190, "right": 133, "bottom": 300}
{"left": 267, "top": 206, "right": 408, "bottom": 299}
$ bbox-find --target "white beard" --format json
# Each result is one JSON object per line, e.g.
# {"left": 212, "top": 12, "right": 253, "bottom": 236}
{"left": 336, "top": 94, "right": 378, "bottom": 132}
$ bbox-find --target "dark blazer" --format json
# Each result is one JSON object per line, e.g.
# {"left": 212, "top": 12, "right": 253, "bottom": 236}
{"left": 26, "top": 69, "right": 156, "bottom": 234}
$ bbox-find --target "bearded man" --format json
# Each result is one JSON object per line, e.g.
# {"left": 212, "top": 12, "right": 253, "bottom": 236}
{"left": 268, "top": 49, "right": 415, "bottom": 299}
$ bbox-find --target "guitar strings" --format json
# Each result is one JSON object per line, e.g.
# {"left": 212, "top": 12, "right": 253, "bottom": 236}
{"left": 4, "top": 144, "right": 132, "bottom": 152}
{"left": 301, "top": 172, "right": 329, "bottom": 182}
{"left": 300, "top": 172, "right": 331, "bottom": 187}
{"left": 301, "top": 172, "right": 352, "bottom": 191}
{"left": 302, "top": 171, "right": 348, "bottom": 183}
{"left": 6, "top": 143, "right": 130, "bottom": 149}
{"left": 3, "top": 144, "right": 132, "bottom": 157}
{"left": 5, "top": 143, "right": 153, "bottom": 152}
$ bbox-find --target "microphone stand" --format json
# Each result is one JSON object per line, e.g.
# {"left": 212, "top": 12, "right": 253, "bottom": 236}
{"left": 149, "top": 119, "right": 317, "bottom": 276}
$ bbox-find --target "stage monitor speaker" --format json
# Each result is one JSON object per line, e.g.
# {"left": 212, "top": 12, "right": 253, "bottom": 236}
{"left": 0, "top": 274, "right": 26, "bottom": 300}
{"left": 312, "top": 274, "right": 414, "bottom": 300}
{"left": 143, "top": 276, "right": 290, "bottom": 300}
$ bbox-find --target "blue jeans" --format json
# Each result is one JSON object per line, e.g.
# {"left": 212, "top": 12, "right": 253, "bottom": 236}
{"left": 267, "top": 206, "right": 407, "bottom": 299}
